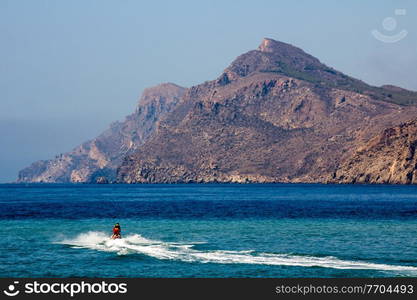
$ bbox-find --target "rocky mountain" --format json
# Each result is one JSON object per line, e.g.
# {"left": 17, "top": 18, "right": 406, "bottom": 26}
{"left": 18, "top": 38, "right": 417, "bottom": 184}
{"left": 17, "top": 83, "right": 185, "bottom": 183}
{"left": 116, "top": 38, "right": 417, "bottom": 183}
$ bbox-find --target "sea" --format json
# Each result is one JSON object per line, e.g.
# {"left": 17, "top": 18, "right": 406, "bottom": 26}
{"left": 1, "top": 183, "right": 417, "bottom": 278}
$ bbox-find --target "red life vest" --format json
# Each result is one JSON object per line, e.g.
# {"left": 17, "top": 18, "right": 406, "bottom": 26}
{"left": 113, "top": 227, "right": 120, "bottom": 235}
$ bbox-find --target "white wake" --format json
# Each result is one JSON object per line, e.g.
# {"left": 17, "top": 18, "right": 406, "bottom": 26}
{"left": 57, "top": 231, "right": 417, "bottom": 274}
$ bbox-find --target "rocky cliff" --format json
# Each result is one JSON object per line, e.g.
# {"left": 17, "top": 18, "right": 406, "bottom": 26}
{"left": 116, "top": 38, "right": 417, "bottom": 183}
{"left": 330, "top": 119, "right": 417, "bottom": 184}
{"left": 17, "top": 83, "right": 185, "bottom": 183}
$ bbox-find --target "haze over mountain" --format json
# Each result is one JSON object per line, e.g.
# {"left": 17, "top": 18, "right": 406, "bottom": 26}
{"left": 19, "top": 39, "right": 417, "bottom": 184}
{"left": 18, "top": 84, "right": 185, "bottom": 183}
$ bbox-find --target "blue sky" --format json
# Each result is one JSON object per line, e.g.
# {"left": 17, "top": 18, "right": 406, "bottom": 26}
{"left": 0, "top": 0, "right": 416, "bottom": 182}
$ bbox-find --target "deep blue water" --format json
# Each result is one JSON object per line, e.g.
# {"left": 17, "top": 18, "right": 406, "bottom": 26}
{"left": 1, "top": 183, "right": 417, "bottom": 277}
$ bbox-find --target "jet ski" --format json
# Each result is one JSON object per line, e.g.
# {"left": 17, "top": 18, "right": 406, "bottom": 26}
{"left": 111, "top": 234, "right": 122, "bottom": 240}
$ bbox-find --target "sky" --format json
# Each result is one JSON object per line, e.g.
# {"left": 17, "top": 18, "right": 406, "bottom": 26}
{"left": 0, "top": 0, "right": 416, "bottom": 182}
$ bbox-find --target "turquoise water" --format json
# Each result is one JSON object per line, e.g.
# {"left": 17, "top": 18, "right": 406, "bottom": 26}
{"left": 1, "top": 184, "right": 417, "bottom": 277}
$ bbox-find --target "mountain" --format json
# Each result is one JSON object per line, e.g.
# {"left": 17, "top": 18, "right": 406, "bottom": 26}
{"left": 116, "top": 38, "right": 417, "bottom": 183}
{"left": 17, "top": 83, "right": 185, "bottom": 183}
{"left": 18, "top": 38, "right": 417, "bottom": 184}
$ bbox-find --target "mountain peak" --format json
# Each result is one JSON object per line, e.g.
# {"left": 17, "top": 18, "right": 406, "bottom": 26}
{"left": 224, "top": 38, "right": 322, "bottom": 79}
{"left": 257, "top": 38, "right": 311, "bottom": 57}
{"left": 258, "top": 38, "right": 284, "bottom": 52}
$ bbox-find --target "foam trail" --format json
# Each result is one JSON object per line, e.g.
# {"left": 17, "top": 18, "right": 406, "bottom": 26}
{"left": 57, "top": 232, "right": 417, "bottom": 273}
